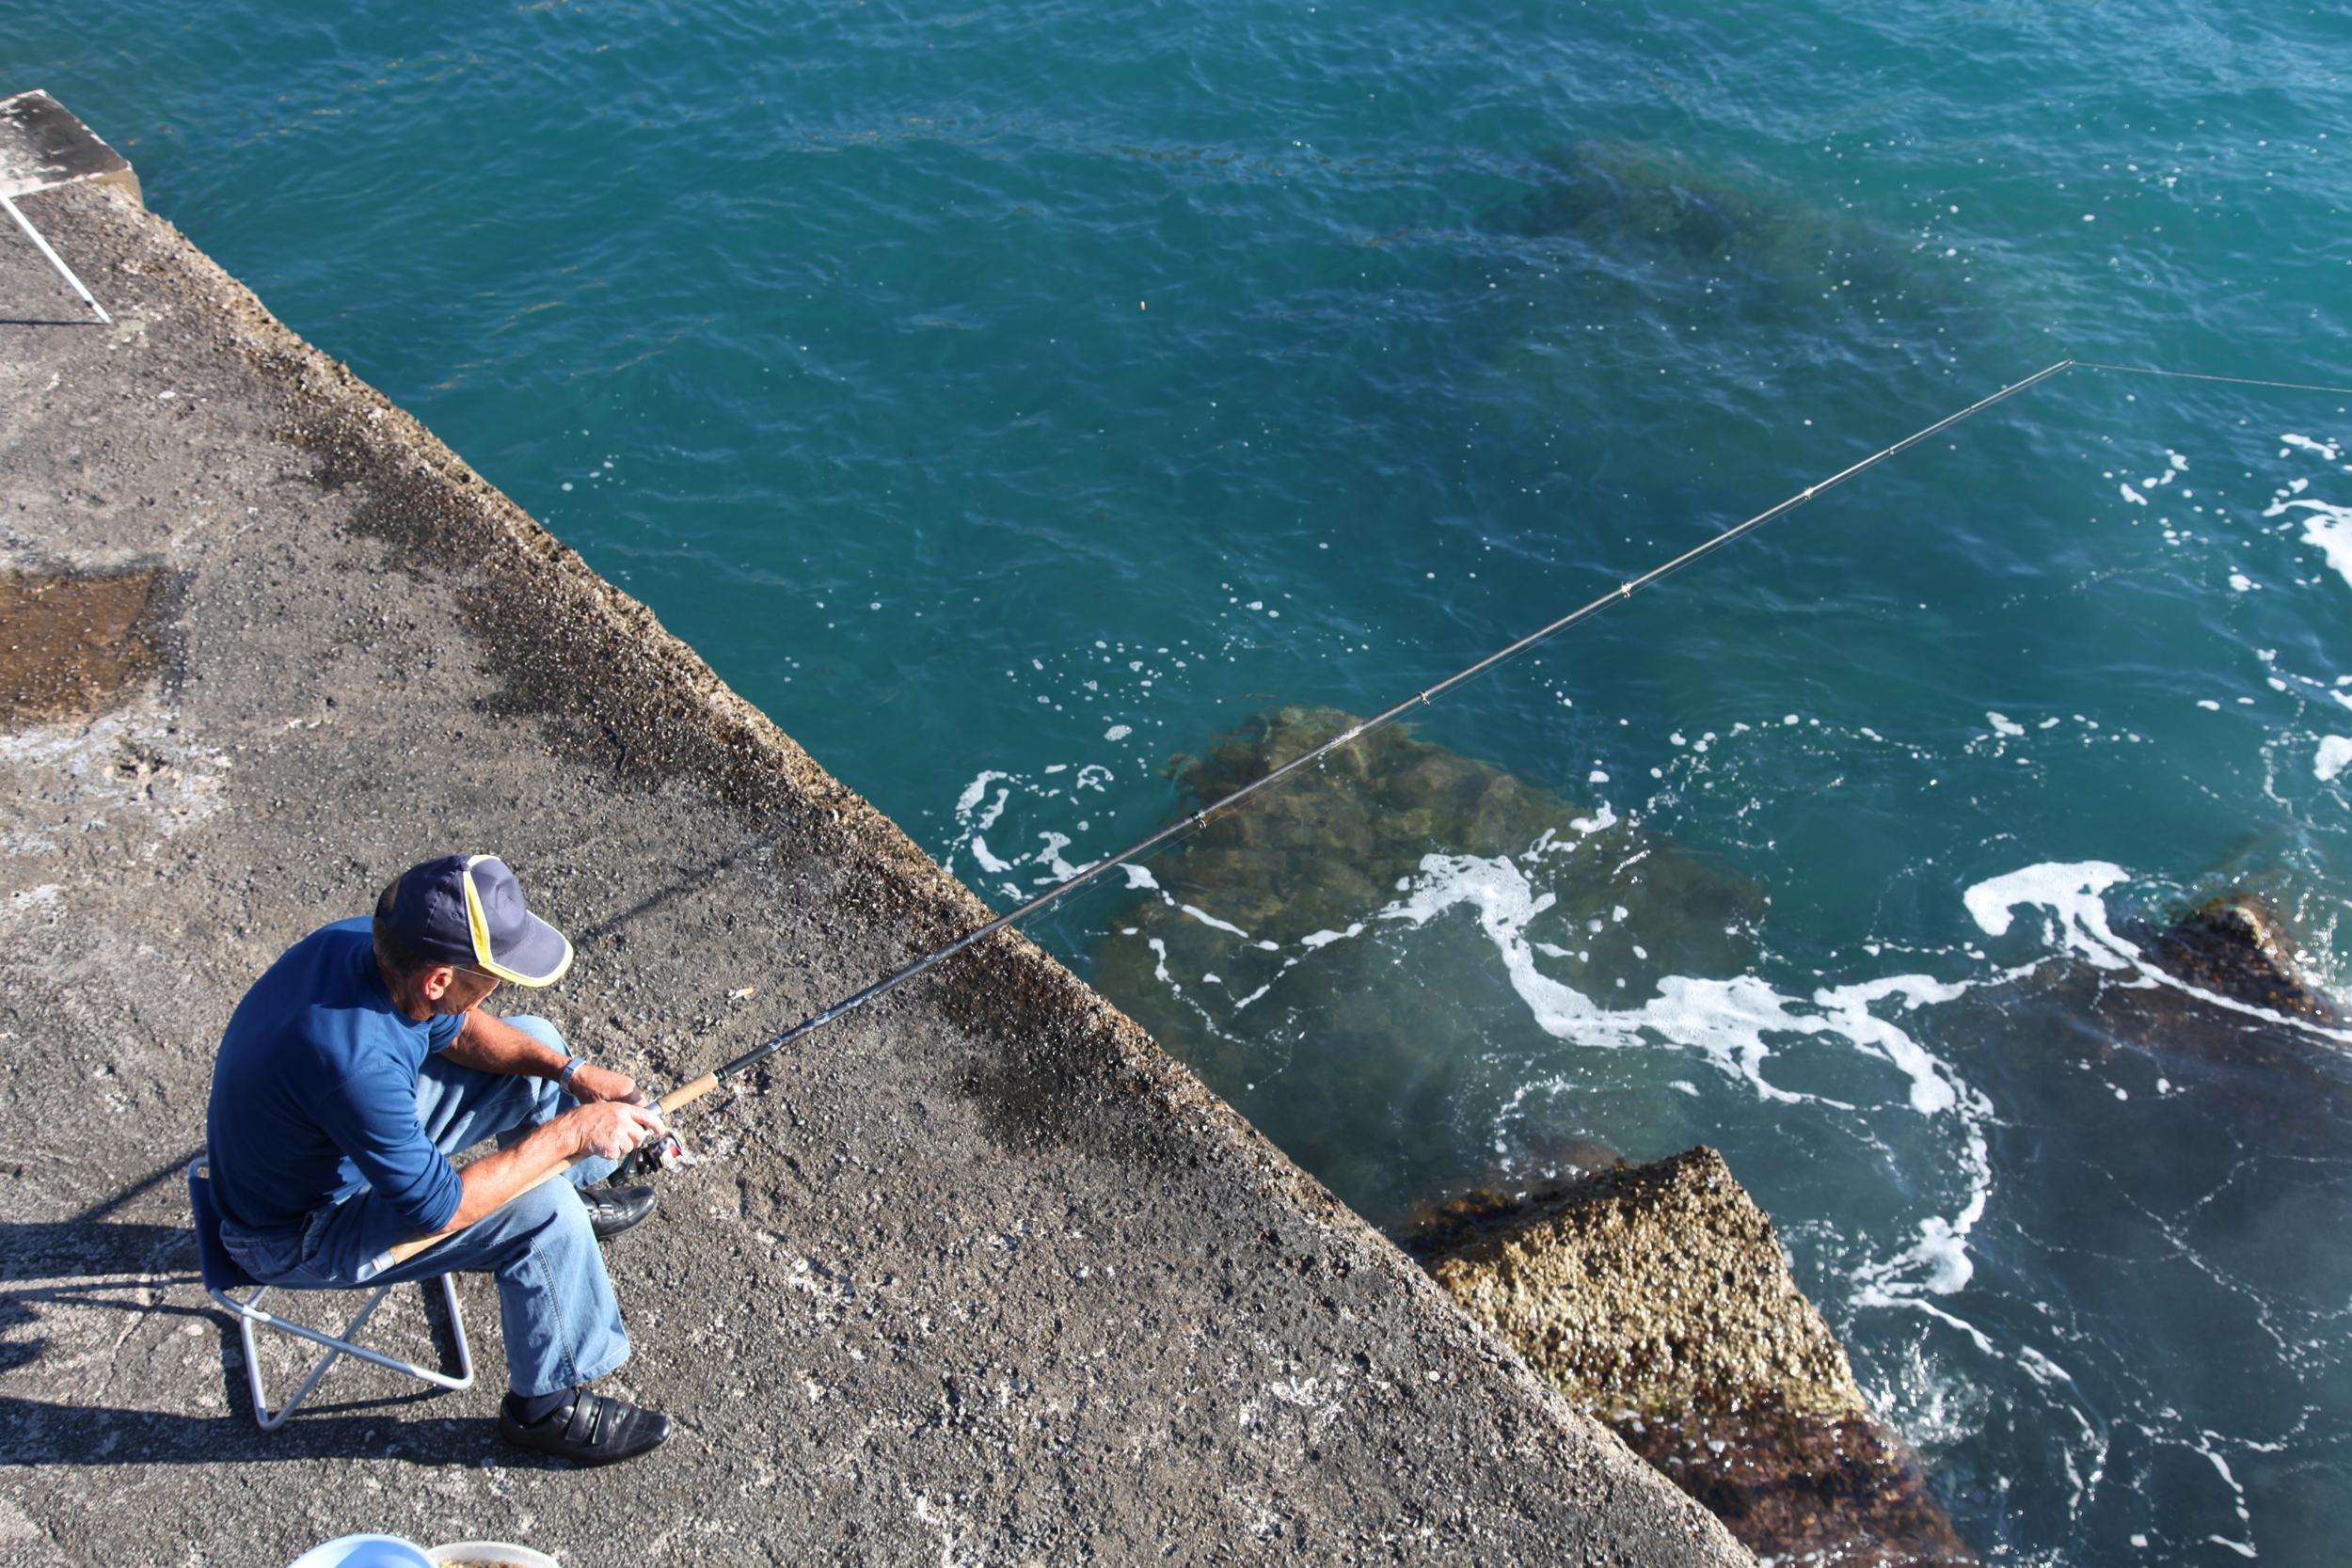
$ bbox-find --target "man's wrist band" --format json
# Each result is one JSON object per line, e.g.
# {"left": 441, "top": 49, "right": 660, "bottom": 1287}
{"left": 557, "top": 1055, "right": 588, "bottom": 1090}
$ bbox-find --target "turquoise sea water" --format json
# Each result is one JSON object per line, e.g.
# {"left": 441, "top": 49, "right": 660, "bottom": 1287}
{"left": 21, "top": 3, "right": 2352, "bottom": 1560}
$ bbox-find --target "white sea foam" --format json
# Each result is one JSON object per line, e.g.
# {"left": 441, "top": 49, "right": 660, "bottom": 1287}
{"left": 1035, "top": 832, "right": 1087, "bottom": 879}
{"left": 2318, "top": 736, "right": 2352, "bottom": 783}
{"left": 1373, "top": 854, "right": 1968, "bottom": 1117}
{"left": 953, "top": 768, "right": 1013, "bottom": 822}
{"left": 2261, "top": 494, "right": 2352, "bottom": 589}
{"left": 1963, "top": 861, "right": 2135, "bottom": 968}
{"left": 1570, "top": 802, "right": 1617, "bottom": 834}
{"left": 1181, "top": 903, "right": 1250, "bottom": 938}
{"left": 2304, "top": 508, "right": 2352, "bottom": 589}
{"left": 1813, "top": 974, "right": 1973, "bottom": 1115}
{"left": 945, "top": 760, "right": 1131, "bottom": 881}
{"left": 1965, "top": 862, "right": 2352, "bottom": 1044}
{"left": 1858, "top": 1204, "right": 1985, "bottom": 1304}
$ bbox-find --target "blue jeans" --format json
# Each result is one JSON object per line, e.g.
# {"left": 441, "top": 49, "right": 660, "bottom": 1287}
{"left": 220, "top": 1016, "right": 629, "bottom": 1397}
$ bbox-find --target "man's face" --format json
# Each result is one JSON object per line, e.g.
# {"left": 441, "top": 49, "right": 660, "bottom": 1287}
{"left": 423, "top": 965, "right": 501, "bottom": 1016}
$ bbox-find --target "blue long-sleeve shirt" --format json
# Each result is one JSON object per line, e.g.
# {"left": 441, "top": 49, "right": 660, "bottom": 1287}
{"left": 206, "top": 918, "right": 465, "bottom": 1236}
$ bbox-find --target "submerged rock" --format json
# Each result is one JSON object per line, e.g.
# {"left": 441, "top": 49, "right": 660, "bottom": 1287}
{"left": 1502, "top": 139, "right": 1971, "bottom": 328}
{"left": 1129, "top": 704, "right": 1758, "bottom": 961}
{"left": 1087, "top": 705, "right": 1761, "bottom": 1223}
{"left": 1980, "top": 888, "right": 2352, "bottom": 1172}
{"left": 1523, "top": 141, "right": 1817, "bottom": 270}
{"left": 1407, "top": 1148, "right": 1975, "bottom": 1566}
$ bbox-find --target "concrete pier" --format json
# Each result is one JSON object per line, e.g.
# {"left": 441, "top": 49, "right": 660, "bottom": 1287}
{"left": 0, "top": 104, "right": 1750, "bottom": 1567}
{"left": 0, "top": 90, "right": 138, "bottom": 205}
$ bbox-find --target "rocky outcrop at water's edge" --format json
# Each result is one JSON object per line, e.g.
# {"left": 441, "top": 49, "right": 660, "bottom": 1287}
{"left": 1405, "top": 1148, "right": 1976, "bottom": 1566}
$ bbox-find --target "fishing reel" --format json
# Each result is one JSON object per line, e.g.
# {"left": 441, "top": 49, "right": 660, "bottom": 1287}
{"left": 609, "top": 1125, "right": 689, "bottom": 1185}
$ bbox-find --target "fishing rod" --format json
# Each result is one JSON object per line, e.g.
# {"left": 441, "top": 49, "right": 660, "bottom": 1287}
{"left": 386, "top": 352, "right": 2344, "bottom": 1262}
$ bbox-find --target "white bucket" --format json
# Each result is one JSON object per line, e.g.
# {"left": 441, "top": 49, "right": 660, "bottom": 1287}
{"left": 285, "top": 1537, "right": 435, "bottom": 1568}
{"left": 427, "top": 1544, "right": 560, "bottom": 1568}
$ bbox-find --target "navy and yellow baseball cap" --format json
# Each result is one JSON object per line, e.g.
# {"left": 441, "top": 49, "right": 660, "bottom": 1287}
{"left": 384, "top": 853, "right": 574, "bottom": 987}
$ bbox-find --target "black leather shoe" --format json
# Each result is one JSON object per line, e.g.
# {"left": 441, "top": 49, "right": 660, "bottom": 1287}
{"left": 580, "top": 1183, "right": 657, "bottom": 1240}
{"left": 500, "top": 1388, "right": 673, "bottom": 1466}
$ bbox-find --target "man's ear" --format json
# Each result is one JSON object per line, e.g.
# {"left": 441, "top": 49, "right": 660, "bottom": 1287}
{"left": 420, "top": 965, "right": 457, "bottom": 1002}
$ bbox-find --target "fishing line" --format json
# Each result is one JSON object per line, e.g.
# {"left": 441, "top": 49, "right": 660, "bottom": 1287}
{"left": 703, "top": 357, "right": 2085, "bottom": 1087}
{"left": 2071, "top": 360, "right": 2352, "bottom": 400}
{"left": 708, "top": 353, "right": 2352, "bottom": 1083}
{"left": 391, "top": 351, "right": 2352, "bottom": 1259}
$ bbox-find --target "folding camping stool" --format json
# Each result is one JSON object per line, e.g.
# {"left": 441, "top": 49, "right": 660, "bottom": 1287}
{"left": 187, "top": 1158, "right": 473, "bottom": 1430}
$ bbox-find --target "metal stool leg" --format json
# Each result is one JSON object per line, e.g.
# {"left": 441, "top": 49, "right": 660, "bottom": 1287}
{"left": 438, "top": 1273, "right": 474, "bottom": 1387}
{"left": 216, "top": 1278, "right": 473, "bottom": 1431}
{"left": 192, "top": 1158, "right": 472, "bottom": 1431}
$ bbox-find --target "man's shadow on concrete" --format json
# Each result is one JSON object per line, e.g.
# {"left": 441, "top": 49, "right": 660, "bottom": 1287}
{"left": 0, "top": 1154, "right": 526, "bottom": 1466}
{"left": 0, "top": 1396, "right": 504, "bottom": 1466}
{"left": 1, "top": 1154, "right": 206, "bottom": 1375}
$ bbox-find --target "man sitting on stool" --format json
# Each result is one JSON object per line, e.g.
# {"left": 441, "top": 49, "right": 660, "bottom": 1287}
{"left": 205, "top": 853, "right": 674, "bottom": 1465}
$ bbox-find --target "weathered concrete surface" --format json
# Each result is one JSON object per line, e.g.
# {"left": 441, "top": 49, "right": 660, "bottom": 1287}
{"left": 0, "top": 89, "right": 139, "bottom": 203}
{"left": 1409, "top": 1150, "right": 1971, "bottom": 1566}
{"left": 0, "top": 168, "right": 1753, "bottom": 1567}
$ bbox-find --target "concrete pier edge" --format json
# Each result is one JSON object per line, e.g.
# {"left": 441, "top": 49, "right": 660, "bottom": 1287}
{"left": 0, "top": 98, "right": 1752, "bottom": 1566}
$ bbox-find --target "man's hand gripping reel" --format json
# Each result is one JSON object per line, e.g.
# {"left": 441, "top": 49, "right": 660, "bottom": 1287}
{"left": 610, "top": 1122, "right": 688, "bottom": 1184}
{"left": 605, "top": 1069, "right": 719, "bottom": 1183}
{"left": 386, "top": 1071, "right": 723, "bottom": 1268}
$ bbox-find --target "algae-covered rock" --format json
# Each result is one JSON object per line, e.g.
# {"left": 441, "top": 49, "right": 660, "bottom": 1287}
{"left": 1130, "top": 703, "right": 1756, "bottom": 959}
{"left": 1086, "top": 706, "right": 1761, "bottom": 1223}
{"left": 1409, "top": 1148, "right": 1975, "bottom": 1566}
{"left": 1503, "top": 139, "right": 1971, "bottom": 327}
{"left": 2131, "top": 893, "right": 2339, "bottom": 1023}
{"left": 1152, "top": 705, "right": 1592, "bottom": 941}
{"left": 1978, "top": 886, "right": 2352, "bottom": 1171}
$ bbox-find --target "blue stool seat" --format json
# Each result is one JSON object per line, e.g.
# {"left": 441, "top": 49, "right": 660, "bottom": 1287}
{"left": 187, "top": 1160, "right": 260, "bottom": 1291}
{"left": 188, "top": 1158, "right": 473, "bottom": 1431}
